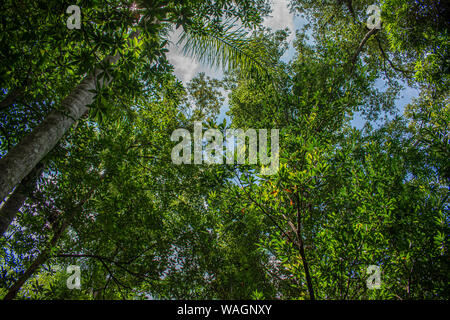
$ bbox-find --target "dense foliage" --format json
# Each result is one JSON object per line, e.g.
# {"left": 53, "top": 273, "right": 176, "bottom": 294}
{"left": 0, "top": 0, "right": 448, "bottom": 300}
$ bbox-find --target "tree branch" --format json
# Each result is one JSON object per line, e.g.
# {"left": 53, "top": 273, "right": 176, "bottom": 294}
{"left": 349, "top": 27, "right": 379, "bottom": 73}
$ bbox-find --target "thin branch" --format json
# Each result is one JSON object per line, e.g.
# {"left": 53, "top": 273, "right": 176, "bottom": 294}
{"left": 349, "top": 27, "right": 379, "bottom": 73}
{"left": 375, "top": 36, "right": 413, "bottom": 77}
{"left": 56, "top": 253, "right": 156, "bottom": 282}
{"left": 235, "top": 173, "right": 296, "bottom": 244}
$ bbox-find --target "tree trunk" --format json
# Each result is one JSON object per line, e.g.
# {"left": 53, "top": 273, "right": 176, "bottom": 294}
{"left": 0, "top": 53, "right": 117, "bottom": 202}
{"left": 3, "top": 220, "right": 68, "bottom": 300}
{"left": 0, "top": 164, "right": 44, "bottom": 237}
{"left": 0, "top": 22, "right": 144, "bottom": 203}
{"left": 2, "top": 173, "right": 105, "bottom": 299}
{"left": 295, "top": 191, "right": 315, "bottom": 300}
{"left": 2, "top": 247, "right": 52, "bottom": 300}
{"left": 297, "top": 236, "right": 315, "bottom": 300}
{"left": 0, "top": 86, "right": 23, "bottom": 111}
{"left": 0, "top": 185, "right": 28, "bottom": 238}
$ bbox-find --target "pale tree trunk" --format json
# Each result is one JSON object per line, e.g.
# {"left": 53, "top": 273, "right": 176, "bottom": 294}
{"left": 0, "top": 23, "right": 142, "bottom": 203}
{"left": 0, "top": 51, "right": 119, "bottom": 202}
{"left": 0, "top": 9, "right": 143, "bottom": 201}
{"left": 0, "top": 23, "right": 143, "bottom": 203}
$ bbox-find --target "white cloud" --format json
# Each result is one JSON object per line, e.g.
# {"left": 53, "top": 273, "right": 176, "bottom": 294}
{"left": 167, "top": 0, "right": 296, "bottom": 83}
{"left": 166, "top": 29, "right": 200, "bottom": 83}
{"left": 166, "top": 47, "right": 200, "bottom": 83}
{"left": 263, "top": 0, "right": 295, "bottom": 42}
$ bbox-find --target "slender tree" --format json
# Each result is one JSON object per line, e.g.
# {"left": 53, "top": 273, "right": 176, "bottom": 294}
{"left": 0, "top": 0, "right": 272, "bottom": 223}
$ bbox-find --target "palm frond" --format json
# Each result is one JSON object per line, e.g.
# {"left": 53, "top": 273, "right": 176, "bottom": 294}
{"left": 177, "top": 20, "right": 274, "bottom": 79}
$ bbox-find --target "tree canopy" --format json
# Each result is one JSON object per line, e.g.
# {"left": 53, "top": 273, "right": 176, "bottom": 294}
{"left": 0, "top": 0, "right": 448, "bottom": 300}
